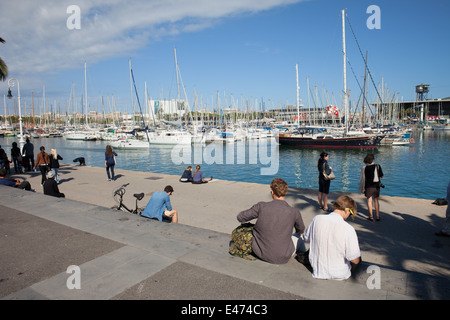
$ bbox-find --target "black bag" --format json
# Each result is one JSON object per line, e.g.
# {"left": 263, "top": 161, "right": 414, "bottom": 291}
{"left": 432, "top": 198, "right": 448, "bottom": 206}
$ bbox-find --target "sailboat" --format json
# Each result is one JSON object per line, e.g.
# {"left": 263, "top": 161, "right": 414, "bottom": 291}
{"left": 148, "top": 48, "right": 194, "bottom": 145}
{"left": 65, "top": 62, "right": 98, "bottom": 141}
{"left": 111, "top": 59, "right": 150, "bottom": 149}
{"left": 110, "top": 136, "right": 150, "bottom": 149}
{"left": 278, "top": 10, "right": 384, "bottom": 149}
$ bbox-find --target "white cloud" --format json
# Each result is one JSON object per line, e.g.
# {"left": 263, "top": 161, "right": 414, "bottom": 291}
{"left": 1, "top": 0, "right": 302, "bottom": 77}
{"left": 0, "top": 0, "right": 308, "bottom": 103}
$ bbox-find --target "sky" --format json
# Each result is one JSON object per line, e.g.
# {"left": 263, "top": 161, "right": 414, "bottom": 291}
{"left": 1, "top": 0, "right": 449, "bottom": 116}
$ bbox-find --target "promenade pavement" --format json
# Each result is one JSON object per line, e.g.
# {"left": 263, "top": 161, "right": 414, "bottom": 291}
{"left": 1, "top": 162, "right": 449, "bottom": 302}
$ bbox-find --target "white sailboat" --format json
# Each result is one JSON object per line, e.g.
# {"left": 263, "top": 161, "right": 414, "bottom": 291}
{"left": 111, "top": 60, "right": 151, "bottom": 150}
{"left": 148, "top": 48, "right": 195, "bottom": 145}
{"left": 148, "top": 129, "right": 192, "bottom": 145}
{"left": 65, "top": 62, "right": 98, "bottom": 141}
{"left": 110, "top": 137, "right": 150, "bottom": 149}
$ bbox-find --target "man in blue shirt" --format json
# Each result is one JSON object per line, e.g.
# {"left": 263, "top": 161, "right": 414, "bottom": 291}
{"left": 141, "top": 185, "right": 178, "bottom": 223}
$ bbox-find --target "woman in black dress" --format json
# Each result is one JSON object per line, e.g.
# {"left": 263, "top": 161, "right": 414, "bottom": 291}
{"left": 318, "top": 152, "right": 333, "bottom": 212}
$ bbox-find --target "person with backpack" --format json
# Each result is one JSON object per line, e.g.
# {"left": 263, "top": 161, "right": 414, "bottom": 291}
{"left": 233, "top": 178, "right": 305, "bottom": 264}
{"left": 359, "top": 153, "right": 384, "bottom": 221}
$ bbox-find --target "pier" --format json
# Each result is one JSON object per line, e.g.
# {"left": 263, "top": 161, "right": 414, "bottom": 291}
{"left": 1, "top": 163, "right": 449, "bottom": 301}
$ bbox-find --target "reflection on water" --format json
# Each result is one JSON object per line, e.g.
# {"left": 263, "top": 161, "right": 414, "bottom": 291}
{"left": 1, "top": 130, "right": 448, "bottom": 200}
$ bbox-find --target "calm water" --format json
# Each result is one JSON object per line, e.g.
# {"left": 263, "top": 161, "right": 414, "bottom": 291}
{"left": 1, "top": 130, "right": 449, "bottom": 200}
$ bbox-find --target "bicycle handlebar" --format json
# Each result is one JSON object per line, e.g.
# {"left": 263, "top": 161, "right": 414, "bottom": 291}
{"left": 113, "top": 183, "right": 129, "bottom": 196}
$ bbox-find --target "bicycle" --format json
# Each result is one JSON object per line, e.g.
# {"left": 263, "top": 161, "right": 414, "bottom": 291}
{"left": 112, "top": 183, "right": 145, "bottom": 215}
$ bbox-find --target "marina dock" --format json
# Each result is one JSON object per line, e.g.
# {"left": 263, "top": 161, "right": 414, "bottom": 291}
{"left": 1, "top": 163, "right": 449, "bottom": 301}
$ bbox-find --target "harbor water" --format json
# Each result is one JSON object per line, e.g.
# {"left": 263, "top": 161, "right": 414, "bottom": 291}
{"left": 1, "top": 130, "right": 449, "bottom": 201}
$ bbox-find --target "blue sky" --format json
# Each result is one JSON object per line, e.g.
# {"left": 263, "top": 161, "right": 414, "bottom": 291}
{"left": 1, "top": 0, "right": 449, "bottom": 116}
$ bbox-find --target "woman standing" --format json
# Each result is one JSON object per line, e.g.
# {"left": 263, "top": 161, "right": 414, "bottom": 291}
{"left": 359, "top": 154, "right": 384, "bottom": 221}
{"left": 11, "top": 142, "right": 23, "bottom": 173}
{"left": 49, "top": 148, "right": 63, "bottom": 184}
{"left": 105, "top": 145, "right": 118, "bottom": 181}
{"left": 318, "top": 152, "right": 333, "bottom": 212}
{"left": 34, "top": 146, "right": 50, "bottom": 185}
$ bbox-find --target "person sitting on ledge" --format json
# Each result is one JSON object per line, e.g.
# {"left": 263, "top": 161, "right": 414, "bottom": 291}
{"left": 0, "top": 168, "right": 32, "bottom": 191}
{"left": 179, "top": 166, "right": 193, "bottom": 183}
{"left": 302, "top": 195, "right": 361, "bottom": 280}
{"left": 141, "top": 185, "right": 178, "bottom": 223}
{"left": 43, "top": 170, "right": 65, "bottom": 198}
{"left": 236, "top": 178, "right": 305, "bottom": 264}
{"left": 192, "top": 165, "right": 212, "bottom": 184}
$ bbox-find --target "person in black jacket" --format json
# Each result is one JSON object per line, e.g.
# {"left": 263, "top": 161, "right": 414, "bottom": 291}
{"left": 49, "top": 148, "right": 63, "bottom": 183}
{"left": 43, "top": 170, "right": 65, "bottom": 198}
{"left": 22, "top": 138, "right": 34, "bottom": 171}
{"left": 11, "top": 142, "right": 23, "bottom": 173}
{"left": 179, "top": 166, "right": 193, "bottom": 182}
{"left": 359, "top": 154, "right": 384, "bottom": 221}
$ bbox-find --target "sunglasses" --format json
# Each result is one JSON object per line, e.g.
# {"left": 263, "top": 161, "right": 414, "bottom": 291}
{"left": 346, "top": 208, "right": 355, "bottom": 216}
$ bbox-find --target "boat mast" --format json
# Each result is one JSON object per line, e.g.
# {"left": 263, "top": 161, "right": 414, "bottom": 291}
{"left": 84, "top": 61, "right": 89, "bottom": 127}
{"left": 342, "top": 9, "right": 348, "bottom": 135}
{"left": 362, "top": 51, "right": 368, "bottom": 127}
{"left": 129, "top": 58, "right": 135, "bottom": 126}
{"left": 174, "top": 48, "right": 181, "bottom": 124}
{"left": 307, "top": 76, "right": 310, "bottom": 125}
{"left": 296, "top": 64, "right": 300, "bottom": 127}
{"left": 174, "top": 48, "right": 180, "bottom": 102}
{"left": 32, "top": 91, "right": 35, "bottom": 128}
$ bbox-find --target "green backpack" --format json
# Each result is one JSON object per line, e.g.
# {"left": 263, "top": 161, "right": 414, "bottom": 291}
{"left": 229, "top": 223, "right": 256, "bottom": 260}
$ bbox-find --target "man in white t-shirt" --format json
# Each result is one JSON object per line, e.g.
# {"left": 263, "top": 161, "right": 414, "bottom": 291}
{"left": 303, "top": 195, "right": 361, "bottom": 280}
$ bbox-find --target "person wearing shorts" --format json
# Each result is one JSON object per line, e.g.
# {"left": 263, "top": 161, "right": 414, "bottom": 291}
{"left": 359, "top": 154, "right": 384, "bottom": 221}
{"left": 141, "top": 185, "right": 178, "bottom": 223}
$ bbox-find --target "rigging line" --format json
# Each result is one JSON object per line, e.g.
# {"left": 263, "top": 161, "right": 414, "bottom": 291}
{"left": 345, "top": 13, "right": 384, "bottom": 105}
{"left": 130, "top": 68, "right": 150, "bottom": 142}
{"left": 347, "top": 56, "right": 375, "bottom": 117}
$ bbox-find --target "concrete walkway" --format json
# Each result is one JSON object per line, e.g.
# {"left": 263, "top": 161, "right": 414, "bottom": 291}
{"left": 1, "top": 163, "right": 449, "bottom": 301}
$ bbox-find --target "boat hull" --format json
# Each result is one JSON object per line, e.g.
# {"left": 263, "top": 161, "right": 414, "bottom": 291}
{"left": 278, "top": 134, "right": 383, "bottom": 149}
{"left": 110, "top": 139, "right": 149, "bottom": 149}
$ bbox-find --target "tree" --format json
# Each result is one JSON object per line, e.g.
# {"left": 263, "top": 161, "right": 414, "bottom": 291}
{"left": 0, "top": 37, "right": 8, "bottom": 81}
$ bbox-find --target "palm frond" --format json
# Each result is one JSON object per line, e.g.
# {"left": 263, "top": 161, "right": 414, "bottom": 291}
{"left": 0, "top": 58, "right": 8, "bottom": 81}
